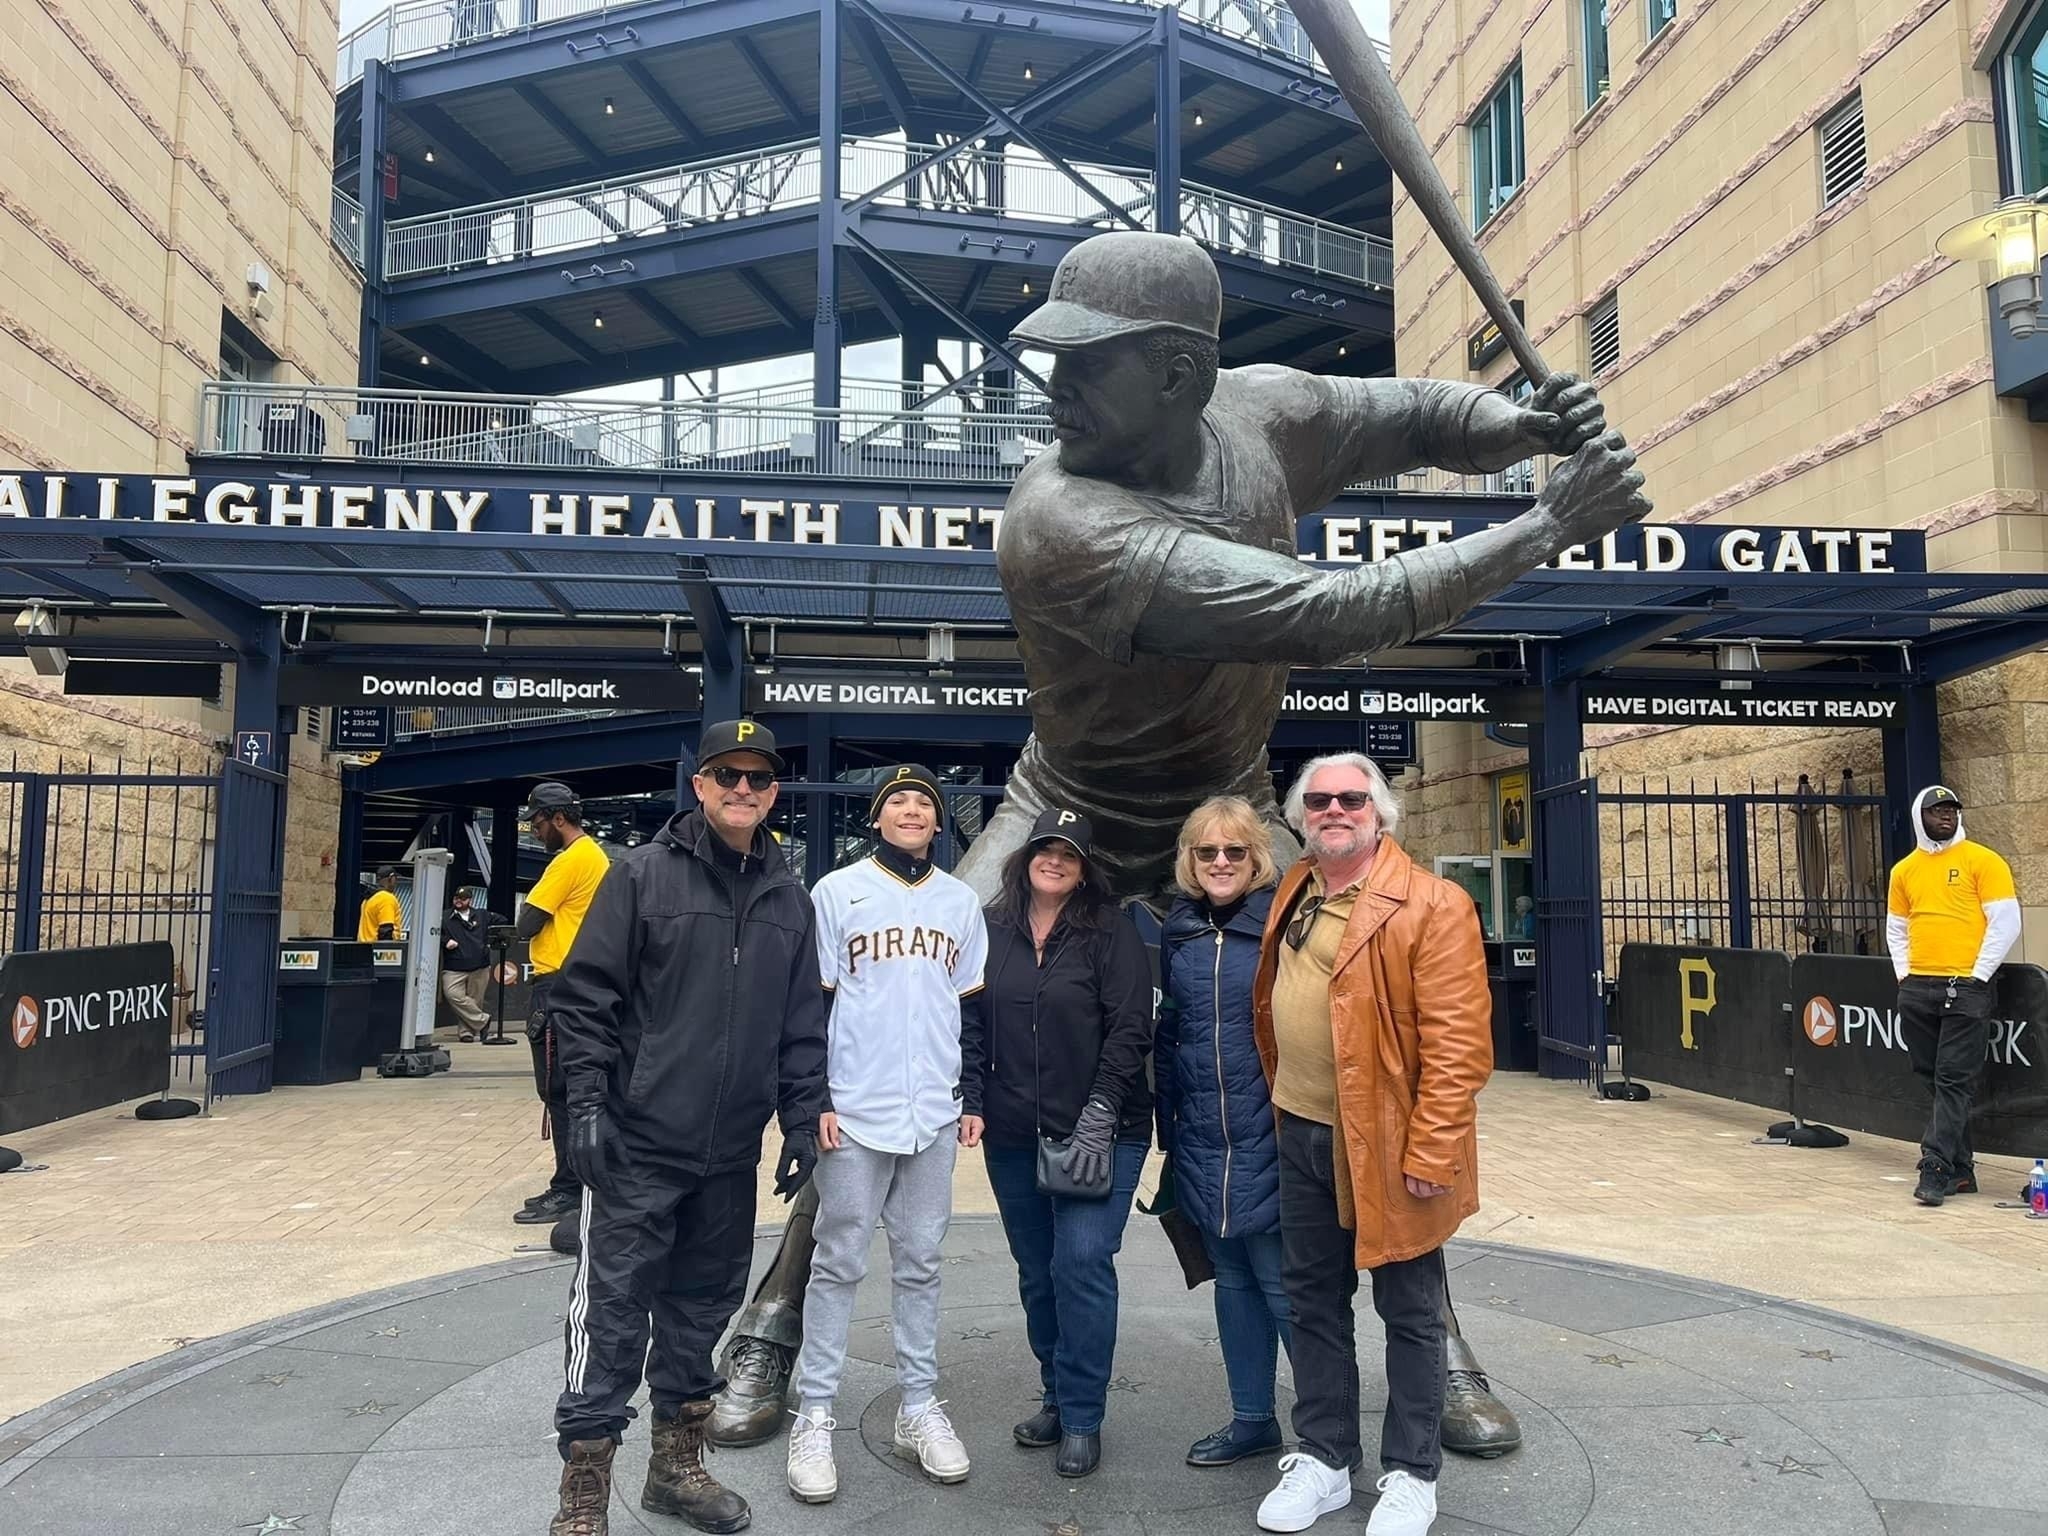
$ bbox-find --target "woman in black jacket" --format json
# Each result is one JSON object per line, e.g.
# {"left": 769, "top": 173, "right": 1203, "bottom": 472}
{"left": 973, "top": 806, "right": 1155, "bottom": 1480}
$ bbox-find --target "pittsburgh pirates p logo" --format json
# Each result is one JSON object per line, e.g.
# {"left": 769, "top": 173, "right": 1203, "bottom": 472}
{"left": 736, "top": 721, "right": 756, "bottom": 741}
{"left": 1056, "top": 810, "right": 1078, "bottom": 827}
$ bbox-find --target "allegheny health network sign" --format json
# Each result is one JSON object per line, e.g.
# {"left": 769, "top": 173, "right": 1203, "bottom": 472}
{"left": 0, "top": 472, "right": 1925, "bottom": 574}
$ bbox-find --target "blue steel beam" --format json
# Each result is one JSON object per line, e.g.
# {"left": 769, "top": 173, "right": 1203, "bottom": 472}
{"left": 1187, "top": 98, "right": 1292, "bottom": 161}
{"left": 480, "top": 308, "right": 904, "bottom": 394}
{"left": 360, "top": 712, "right": 705, "bottom": 794}
{"left": 1261, "top": 123, "right": 1360, "bottom": 182}
{"left": 1551, "top": 589, "right": 1730, "bottom": 675}
{"left": 847, "top": 8, "right": 927, "bottom": 135}
{"left": 503, "top": 547, "right": 577, "bottom": 616}
{"left": 619, "top": 59, "right": 706, "bottom": 149}
{"left": 1909, "top": 619, "right": 2048, "bottom": 683}
{"left": 623, "top": 288, "right": 705, "bottom": 348}
{"left": 734, "top": 34, "right": 809, "bottom": 132}
{"left": 110, "top": 540, "right": 269, "bottom": 651}
{"left": 736, "top": 268, "right": 805, "bottom": 333}
{"left": 408, "top": 102, "right": 517, "bottom": 194}
{"left": 409, "top": 325, "right": 501, "bottom": 389}
{"left": 522, "top": 306, "right": 608, "bottom": 367}
{"left": 515, "top": 82, "right": 609, "bottom": 166}
{"left": 842, "top": 230, "right": 1046, "bottom": 387}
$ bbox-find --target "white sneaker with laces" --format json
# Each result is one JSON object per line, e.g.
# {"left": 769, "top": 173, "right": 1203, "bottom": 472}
{"left": 786, "top": 1408, "right": 837, "bottom": 1503}
{"left": 1256, "top": 1451, "right": 1353, "bottom": 1532}
{"left": 893, "top": 1398, "right": 971, "bottom": 1483}
{"left": 1365, "top": 1469, "right": 1438, "bottom": 1535}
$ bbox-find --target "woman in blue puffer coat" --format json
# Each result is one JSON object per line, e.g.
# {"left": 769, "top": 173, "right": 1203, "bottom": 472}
{"left": 1156, "top": 794, "right": 1291, "bottom": 1468}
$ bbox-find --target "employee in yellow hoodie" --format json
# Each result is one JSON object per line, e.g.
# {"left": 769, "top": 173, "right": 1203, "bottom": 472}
{"left": 358, "top": 866, "right": 403, "bottom": 942}
{"left": 1886, "top": 785, "right": 2020, "bottom": 1207}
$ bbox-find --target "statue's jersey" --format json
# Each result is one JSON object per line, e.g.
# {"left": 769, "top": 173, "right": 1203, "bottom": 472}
{"left": 996, "top": 365, "right": 1448, "bottom": 896}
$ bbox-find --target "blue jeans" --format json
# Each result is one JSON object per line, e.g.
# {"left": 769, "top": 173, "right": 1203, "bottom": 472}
{"left": 983, "top": 1140, "right": 1147, "bottom": 1435}
{"left": 1204, "top": 1228, "right": 1292, "bottom": 1423}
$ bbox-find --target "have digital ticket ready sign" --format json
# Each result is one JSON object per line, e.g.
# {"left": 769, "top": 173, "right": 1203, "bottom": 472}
{"left": 1, "top": 941, "right": 177, "bottom": 1134}
{"left": 0, "top": 472, "right": 1925, "bottom": 574}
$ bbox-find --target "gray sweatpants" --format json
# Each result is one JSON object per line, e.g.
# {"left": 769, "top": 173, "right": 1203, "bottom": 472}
{"left": 791, "top": 1129, "right": 958, "bottom": 1413}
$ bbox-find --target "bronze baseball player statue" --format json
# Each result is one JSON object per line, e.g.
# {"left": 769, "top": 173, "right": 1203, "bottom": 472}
{"left": 709, "top": 232, "right": 1650, "bottom": 1456}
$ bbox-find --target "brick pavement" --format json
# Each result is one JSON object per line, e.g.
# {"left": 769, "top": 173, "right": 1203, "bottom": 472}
{"left": 0, "top": 1049, "right": 2041, "bottom": 1424}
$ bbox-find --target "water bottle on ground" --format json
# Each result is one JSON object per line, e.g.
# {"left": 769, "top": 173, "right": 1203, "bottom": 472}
{"left": 2028, "top": 1159, "right": 2048, "bottom": 1220}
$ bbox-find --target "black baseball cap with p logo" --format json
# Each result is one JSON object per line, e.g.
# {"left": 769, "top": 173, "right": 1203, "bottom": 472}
{"left": 1028, "top": 805, "right": 1094, "bottom": 857}
{"left": 697, "top": 719, "right": 786, "bottom": 774}
{"left": 1923, "top": 785, "right": 1964, "bottom": 810}
{"left": 870, "top": 764, "right": 945, "bottom": 825}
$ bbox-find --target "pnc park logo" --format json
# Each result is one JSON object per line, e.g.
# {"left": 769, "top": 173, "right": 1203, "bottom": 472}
{"left": 12, "top": 995, "right": 40, "bottom": 1049}
{"left": 1801, "top": 996, "right": 1839, "bottom": 1047}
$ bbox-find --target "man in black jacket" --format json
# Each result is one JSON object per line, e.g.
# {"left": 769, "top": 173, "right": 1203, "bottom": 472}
{"left": 437, "top": 886, "right": 504, "bottom": 1042}
{"left": 543, "top": 719, "right": 829, "bottom": 1536}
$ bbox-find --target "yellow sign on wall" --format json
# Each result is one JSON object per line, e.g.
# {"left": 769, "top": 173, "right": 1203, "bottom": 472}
{"left": 1496, "top": 771, "right": 1530, "bottom": 853}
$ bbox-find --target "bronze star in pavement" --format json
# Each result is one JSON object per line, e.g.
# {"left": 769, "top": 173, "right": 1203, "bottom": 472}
{"left": 1585, "top": 1354, "right": 1632, "bottom": 1368}
{"left": 958, "top": 1327, "right": 998, "bottom": 1342}
{"left": 1681, "top": 1427, "right": 1741, "bottom": 1447}
{"left": 248, "top": 1371, "right": 294, "bottom": 1388}
{"left": 1046, "top": 1522, "right": 1083, "bottom": 1536}
{"left": 346, "top": 1399, "right": 392, "bottom": 1417}
{"left": 1798, "top": 1348, "right": 1840, "bottom": 1361}
{"left": 164, "top": 1335, "right": 200, "bottom": 1347}
{"left": 1106, "top": 1376, "right": 1143, "bottom": 1394}
{"left": 366, "top": 1326, "right": 404, "bottom": 1339}
{"left": 1485, "top": 1296, "right": 1518, "bottom": 1307}
{"left": 1768, "top": 1453, "right": 1822, "bottom": 1477}
{"left": 239, "top": 1517, "right": 306, "bottom": 1534}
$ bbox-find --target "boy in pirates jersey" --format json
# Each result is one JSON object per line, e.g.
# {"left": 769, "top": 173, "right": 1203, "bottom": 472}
{"left": 785, "top": 765, "right": 989, "bottom": 1503}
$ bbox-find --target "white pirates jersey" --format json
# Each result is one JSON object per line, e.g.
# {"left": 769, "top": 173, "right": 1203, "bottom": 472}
{"left": 813, "top": 855, "right": 988, "bottom": 1154}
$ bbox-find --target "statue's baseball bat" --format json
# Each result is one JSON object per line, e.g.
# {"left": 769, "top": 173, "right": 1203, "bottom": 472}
{"left": 1283, "top": 0, "right": 1551, "bottom": 386}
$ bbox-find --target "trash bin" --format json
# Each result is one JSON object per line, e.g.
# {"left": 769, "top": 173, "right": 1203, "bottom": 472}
{"left": 359, "top": 941, "right": 409, "bottom": 1066}
{"left": 274, "top": 940, "right": 375, "bottom": 1085}
{"left": 1486, "top": 939, "right": 1541, "bottom": 1072}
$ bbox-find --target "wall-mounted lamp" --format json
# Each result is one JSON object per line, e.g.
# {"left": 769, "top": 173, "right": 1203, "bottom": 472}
{"left": 1937, "top": 194, "right": 2048, "bottom": 339}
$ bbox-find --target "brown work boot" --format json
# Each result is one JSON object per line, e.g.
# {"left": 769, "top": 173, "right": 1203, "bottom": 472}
{"left": 549, "top": 1438, "right": 615, "bottom": 1536}
{"left": 644, "top": 1401, "right": 751, "bottom": 1532}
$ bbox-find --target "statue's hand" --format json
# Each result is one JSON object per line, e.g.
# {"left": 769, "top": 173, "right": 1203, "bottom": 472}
{"left": 1517, "top": 372, "right": 1606, "bottom": 457}
{"left": 1530, "top": 430, "right": 1651, "bottom": 549}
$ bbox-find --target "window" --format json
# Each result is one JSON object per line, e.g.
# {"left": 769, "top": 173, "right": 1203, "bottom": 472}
{"left": 1647, "top": 0, "right": 1676, "bottom": 42}
{"left": 1587, "top": 291, "right": 1621, "bottom": 374}
{"left": 1819, "top": 92, "right": 1866, "bottom": 207}
{"left": 1584, "top": 0, "right": 1611, "bottom": 108}
{"left": 1471, "top": 63, "right": 1525, "bottom": 230}
{"left": 2005, "top": 4, "right": 2048, "bottom": 192}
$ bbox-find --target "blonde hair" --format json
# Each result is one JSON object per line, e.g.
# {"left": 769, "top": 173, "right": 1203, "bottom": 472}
{"left": 1174, "top": 795, "right": 1280, "bottom": 898}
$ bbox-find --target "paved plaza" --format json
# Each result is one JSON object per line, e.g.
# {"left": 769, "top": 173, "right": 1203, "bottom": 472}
{"left": 1, "top": 1060, "right": 2043, "bottom": 1533}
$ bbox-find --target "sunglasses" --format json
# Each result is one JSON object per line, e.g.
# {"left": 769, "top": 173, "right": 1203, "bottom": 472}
{"left": 706, "top": 765, "right": 775, "bottom": 791}
{"left": 1285, "top": 893, "right": 1327, "bottom": 951}
{"left": 1193, "top": 844, "right": 1250, "bottom": 864}
{"left": 1301, "top": 790, "right": 1373, "bottom": 813}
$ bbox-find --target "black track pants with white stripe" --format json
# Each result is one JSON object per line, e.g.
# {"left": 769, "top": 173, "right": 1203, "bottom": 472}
{"left": 556, "top": 1164, "right": 757, "bottom": 1448}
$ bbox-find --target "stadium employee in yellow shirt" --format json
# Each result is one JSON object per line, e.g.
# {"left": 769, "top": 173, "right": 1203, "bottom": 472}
{"left": 514, "top": 781, "right": 612, "bottom": 1226}
{"left": 358, "top": 866, "right": 403, "bottom": 941}
{"left": 1886, "top": 785, "right": 2020, "bottom": 1208}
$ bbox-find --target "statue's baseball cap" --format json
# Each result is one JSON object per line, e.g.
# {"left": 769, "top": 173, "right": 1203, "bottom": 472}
{"left": 697, "top": 719, "right": 786, "bottom": 774}
{"left": 1923, "top": 785, "right": 1964, "bottom": 810}
{"left": 1028, "top": 805, "right": 1095, "bottom": 858}
{"left": 1010, "top": 231, "right": 1222, "bottom": 351}
{"left": 520, "top": 781, "right": 579, "bottom": 820}
{"left": 870, "top": 764, "right": 946, "bottom": 825}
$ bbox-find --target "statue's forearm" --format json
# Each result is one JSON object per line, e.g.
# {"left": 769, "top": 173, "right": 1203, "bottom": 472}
{"left": 1336, "top": 378, "right": 1531, "bottom": 477}
{"left": 1399, "top": 512, "right": 1566, "bottom": 637}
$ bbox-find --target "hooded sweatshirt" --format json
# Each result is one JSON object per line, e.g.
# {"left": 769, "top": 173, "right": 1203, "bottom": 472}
{"left": 1885, "top": 788, "right": 2020, "bottom": 982}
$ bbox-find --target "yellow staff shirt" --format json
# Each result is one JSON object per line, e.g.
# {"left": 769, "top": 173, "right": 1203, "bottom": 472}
{"left": 1887, "top": 840, "right": 2016, "bottom": 977}
{"left": 358, "top": 889, "right": 403, "bottom": 942}
{"left": 528, "top": 834, "right": 610, "bottom": 975}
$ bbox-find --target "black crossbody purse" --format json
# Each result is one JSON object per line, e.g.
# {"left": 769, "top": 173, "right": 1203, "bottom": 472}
{"left": 1026, "top": 926, "right": 1112, "bottom": 1199}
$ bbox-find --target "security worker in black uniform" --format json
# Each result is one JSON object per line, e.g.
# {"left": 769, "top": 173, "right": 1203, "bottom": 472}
{"left": 543, "top": 720, "right": 828, "bottom": 1536}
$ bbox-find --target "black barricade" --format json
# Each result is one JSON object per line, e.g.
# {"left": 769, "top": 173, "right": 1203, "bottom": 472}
{"left": 1787, "top": 955, "right": 2048, "bottom": 1154}
{"left": 0, "top": 941, "right": 176, "bottom": 1133}
{"left": 1614, "top": 945, "right": 1791, "bottom": 1109}
{"left": 1616, "top": 943, "right": 2048, "bottom": 1154}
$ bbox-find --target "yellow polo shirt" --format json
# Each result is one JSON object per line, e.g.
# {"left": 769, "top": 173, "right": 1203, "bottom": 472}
{"left": 1888, "top": 840, "right": 2016, "bottom": 977}
{"left": 527, "top": 834, "right": 610, "bottom": 974}
{"left": 357, "top": 889, "right": 402, "bottom": 942}
{"left": 1269, "top": 870, "right": 1361, "bottom": 1126}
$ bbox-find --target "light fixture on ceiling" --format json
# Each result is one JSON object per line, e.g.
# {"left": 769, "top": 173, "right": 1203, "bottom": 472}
{"left": 1338, "top": 344, "right": 1347, "bottom": 357}
{"left": 424, "top": 149, "right": 435, "bottom": 164}
{"left": 418, "top": 352, "right": 430, "bottom": 366}
{"left": 1937, "top": 194, "right": 2048, "bottom": 339}
{"left": 1023, "top": 63, "right": 1034, "bottom": 80}
{"left": 1021, "top": 280, "right": 1032, "bottom": 296}
{"left": 604, "top": 97, "right": 615, "bottom": 115}
{"left": 1334, "top": 156, "right": 1344, "bottom": 171}
{"left": 593, "top": 311, "right": 604, "bottom": 328}
{"left": 1194, "top": 111, "right": 1204, "bottom": 126}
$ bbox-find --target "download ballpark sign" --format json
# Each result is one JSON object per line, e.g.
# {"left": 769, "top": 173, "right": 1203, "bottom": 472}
{"left": 0, "top": 941, "right": 177, "bottom": 1134}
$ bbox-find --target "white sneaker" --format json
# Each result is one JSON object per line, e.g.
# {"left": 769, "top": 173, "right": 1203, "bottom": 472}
{"left": 893, "top": 1398, "right": 971, "bottom": 1483}
{"left": 786, "top": 1408, "right": 837, "bottom": 1503}
{"left": 1365, "top": 1469, "right": 1438, "bottom": 1535}
{"left": 1257, "top": 1451, "right": 1353, "bottom": 1532}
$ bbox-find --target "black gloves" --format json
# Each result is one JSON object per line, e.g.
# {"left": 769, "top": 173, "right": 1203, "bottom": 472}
{"left": 566, "top": 1102, "right": 620, "bottom": 1197}
{"left": 1063, "top": 1098, "right": 1117, "bottom": 1189}
{"left": 774, "top": 1126, "right": 818, "bottom": 1202}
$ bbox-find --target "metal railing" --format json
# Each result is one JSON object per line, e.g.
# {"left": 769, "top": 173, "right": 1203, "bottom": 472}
{"left": 331, "top": 186, "right": 367, "bottom": 270}
{"left": 384, "top": 135, "right": 1389, "bottom": 290}
{"left": 200, "top": 381, "right": 1546, "bottom": 496}
{"left": 336, "top": 0, "right": 1380, "bottom": 90}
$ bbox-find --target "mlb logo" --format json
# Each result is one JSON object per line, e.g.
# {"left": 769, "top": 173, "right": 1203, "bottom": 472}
{"left": 1358, "top": 691, "right": 1387, "bottom": 715}
{"left": 493, "top": 677, "right": 518, "bottom": 700}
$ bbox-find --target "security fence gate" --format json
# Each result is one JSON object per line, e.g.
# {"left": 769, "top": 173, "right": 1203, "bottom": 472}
{"left": 0, "top": 753, "right": 283, "bottom": 1101}
{"left": 1534, "top": 771, "right": 1886, "bottom": 1079}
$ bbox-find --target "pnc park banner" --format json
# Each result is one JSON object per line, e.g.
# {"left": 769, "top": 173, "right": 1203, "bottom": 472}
{"left": 1, "top": 941, "right": 177, "bottom": 1134}
{"left": 0, "top": 471, "right": 1926, "bottom": 573}
{"left": 1615, "top": 944, "right": 2048, "bottom": 1154}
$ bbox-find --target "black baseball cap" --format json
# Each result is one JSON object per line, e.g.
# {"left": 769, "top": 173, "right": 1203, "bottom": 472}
{"left": 870, "top": 764, "right": 945, "bottom": 825}
{"left": 697, "top": 719, "right": 786, "bottom": 774}
{"left": 1028, "top": 805, "right": 1094, "bottom": 857}
{"left": 521, "top": 781, "right": 580, "bottom": 820}
{"left": 1923, "top": 785, "right": 1964, "bottom": 810}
